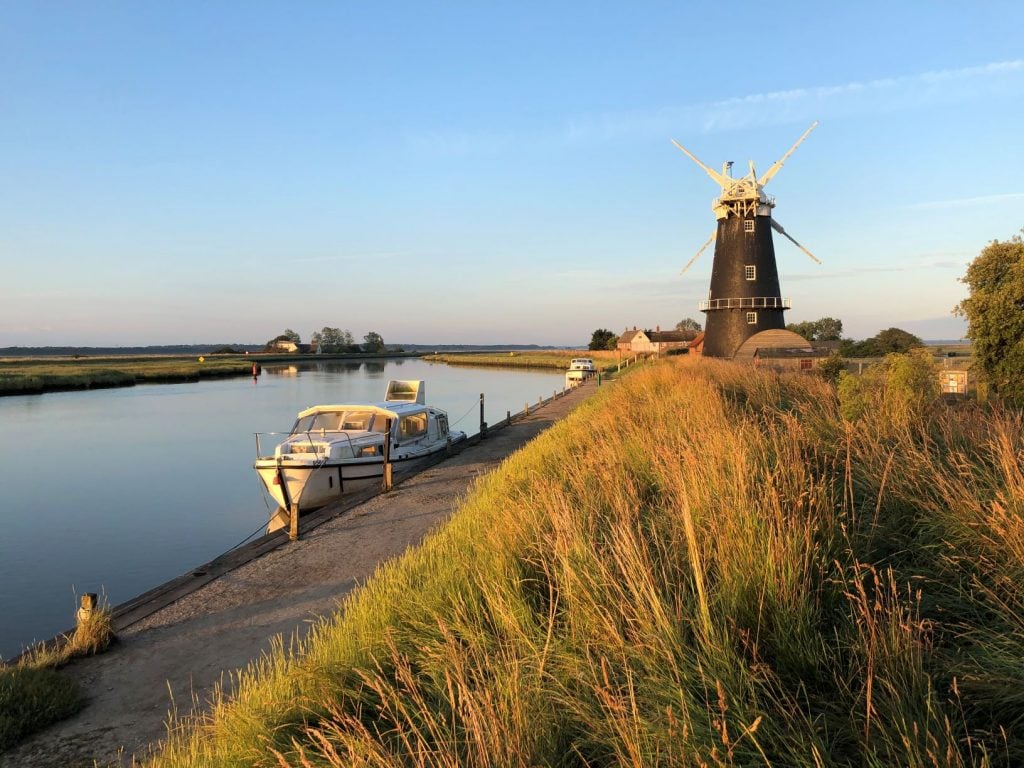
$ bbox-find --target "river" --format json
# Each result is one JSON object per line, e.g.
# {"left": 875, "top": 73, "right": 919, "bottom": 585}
{"left": 0, "top": 358, "right": 565, "bottom": 660}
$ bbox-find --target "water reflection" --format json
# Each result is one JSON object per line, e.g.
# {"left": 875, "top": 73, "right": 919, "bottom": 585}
{"left": 0, "top": 359, "right": 565, "bottom": 659}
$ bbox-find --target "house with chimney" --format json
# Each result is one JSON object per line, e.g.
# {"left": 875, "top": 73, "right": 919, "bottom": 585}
{"left": 617, "top": 326, "right": 698, "bottom": 354}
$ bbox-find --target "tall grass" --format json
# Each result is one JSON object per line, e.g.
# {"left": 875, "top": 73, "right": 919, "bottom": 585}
{"left": 149, "top": 358, "right": 1022, "bottom": 766}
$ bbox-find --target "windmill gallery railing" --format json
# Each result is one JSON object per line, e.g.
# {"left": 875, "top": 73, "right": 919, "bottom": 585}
{"left": 698, "top": 296, "right": 792, "bottom": 311}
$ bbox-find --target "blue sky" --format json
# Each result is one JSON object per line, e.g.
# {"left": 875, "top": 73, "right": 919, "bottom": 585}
{"left": 2, "top": 2, "right": 1022, "bottom": 346}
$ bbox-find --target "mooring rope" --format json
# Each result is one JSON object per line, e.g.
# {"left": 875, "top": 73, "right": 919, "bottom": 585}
{"left": 449, "top": 399, "right": 481, "bottom": 427}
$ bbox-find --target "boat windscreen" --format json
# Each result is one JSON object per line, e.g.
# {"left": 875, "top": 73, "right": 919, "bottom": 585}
{"left": 369, "top": 414, "right": 392, "bottom": 433}
{"left": 293, "top": 409, "right": 384, "bottom": 434}
{"left": 293, "top": 411, "right": 344, "bottom": 433}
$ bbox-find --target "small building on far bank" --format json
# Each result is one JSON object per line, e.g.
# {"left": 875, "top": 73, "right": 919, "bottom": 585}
{"left": 617, "top": 326, "right": 699, "bottom": 354}
{"left": 268, "top": 340, "right": 318, "bottom": 354}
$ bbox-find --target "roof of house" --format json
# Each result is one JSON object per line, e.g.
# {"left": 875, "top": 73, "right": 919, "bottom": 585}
{"left": 650, "top": 330, "right": 698, "bottom": 343}
{"left": 618, "top": 328, "right": 647, "bottom": 343}
{"left": 734, "top": 329, "right": 813, "bottom": 359}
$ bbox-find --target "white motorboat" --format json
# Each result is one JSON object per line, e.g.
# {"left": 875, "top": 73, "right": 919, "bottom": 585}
{"left": 255, "top": 380, "right": 465, "bottom": 531}
{"left": 566, "top": 357, "right": 597, "bottom": 386}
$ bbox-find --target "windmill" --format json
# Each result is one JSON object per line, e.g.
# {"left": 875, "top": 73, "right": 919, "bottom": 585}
{"left": 673, "top": 122, "right": 821, "bottom": 358}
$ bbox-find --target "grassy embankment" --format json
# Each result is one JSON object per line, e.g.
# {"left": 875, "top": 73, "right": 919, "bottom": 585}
{"left": 0, "top": 356, "right": 258, "bottom": 396}
{"left": 424, "top": 349, "right": 625, "bottom": 372}
{"left": 149, "top": 357, "right": 1023, "bottom": 766}
{"left": 1, "top": 603, "right": 113, "bottom": 751}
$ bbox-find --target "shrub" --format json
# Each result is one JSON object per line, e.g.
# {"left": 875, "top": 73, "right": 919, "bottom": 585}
{"left": 838, "top": 348, "right": 939, "bottom": 422}
{"left": 816, "top": 352, "right": 846, "bottom": 383}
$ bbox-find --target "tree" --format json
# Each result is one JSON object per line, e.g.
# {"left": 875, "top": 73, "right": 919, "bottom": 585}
{"left": 675, "top": 317, "right": 702, "bottom": 332}
{"left": 956, "top": 232, "right": 1024, "bottom": 404}
{"left": 837, "top": 348, "right": 939, "bottom": 422}
{"left": 362, "top": 331, "right": 385, "bottom": 353}
{"left": 786, "top": 317, "right": 843, "bottom": 342}
{"left": 310, "top": 327, "right": 354, "bottom": 353}
{"left": 589, "top": 329, "right": 617, "bottom": 351}
{"left": 814, "top": 317, "right": 843, "bottom": 341}
{"left": 840, "top": 327, "right": 923, "bottom": 358}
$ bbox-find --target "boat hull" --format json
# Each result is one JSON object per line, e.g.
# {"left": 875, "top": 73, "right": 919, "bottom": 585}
{"left": 255, "top": 434, "right": 466, "bottom": 530}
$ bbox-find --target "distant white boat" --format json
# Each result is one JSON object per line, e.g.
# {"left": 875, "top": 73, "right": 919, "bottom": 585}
{"left": 255, "top": 380, "right": 465, "bottom": 531}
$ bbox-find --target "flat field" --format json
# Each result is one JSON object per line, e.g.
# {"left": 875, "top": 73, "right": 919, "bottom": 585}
{"left": 0, "top": 355, "right": 256, "bottom": 396}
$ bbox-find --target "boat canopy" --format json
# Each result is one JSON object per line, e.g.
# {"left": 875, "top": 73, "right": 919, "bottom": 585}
{"left": 385, "top": 380, "right": 425, "bottom": 404}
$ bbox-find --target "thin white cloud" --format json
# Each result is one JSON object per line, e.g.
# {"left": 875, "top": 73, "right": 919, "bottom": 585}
{"left": 785, "top": 258, "right": 968, "bottom": 282}
{"left": 405, "top": 60, "right": 1024, "bottom": 155}
{"left": 565, "top": 59, "right": 1024, "bottom": 141}
{"left": 284, "top": 252, "right": 407, "bottom": 264}
{"left": 909, "top": 192, "right": 1024, "bottom": 210}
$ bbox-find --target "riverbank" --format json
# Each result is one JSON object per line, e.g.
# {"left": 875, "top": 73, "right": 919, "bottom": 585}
{"left": 0, "top": 378, "right": 602, "bottom": 766}
{"left": 424, "top": 349, "right": 623, "bottom": 371}
{"left": 0, "top": 352, "right": 420, "bottom": 397}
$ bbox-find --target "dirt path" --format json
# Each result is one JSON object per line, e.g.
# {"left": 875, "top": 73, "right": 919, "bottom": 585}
{"left": 2, "top": 381, "right": 598, "bottom": 767}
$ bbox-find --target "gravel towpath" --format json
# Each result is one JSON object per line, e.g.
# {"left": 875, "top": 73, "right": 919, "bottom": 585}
{"left": 2, "top": 380, "right": 597, "bottom": 767}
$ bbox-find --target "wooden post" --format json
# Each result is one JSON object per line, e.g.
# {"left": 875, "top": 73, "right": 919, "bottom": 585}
{"left": 479, "top": 393, "right": 487, "bottom": 437}
{"left": 525, "top": 402, "right": 529, "bottom": 416}
{"left": 382, "top": 417, "right": 393, "bottom": 491}
{"left": 77, "top": 593, "right": 98, "bottom": 627}
{"left": 289, "top": 502, "right": 299, "bottom": 541}
{"left": 506, "top": 409, "right": 511, "bottom": 425}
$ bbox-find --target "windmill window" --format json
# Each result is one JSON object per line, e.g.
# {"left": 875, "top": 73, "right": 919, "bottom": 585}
{"left": 744, "top": 265, "right": 756, "bottom": 281}
{"left": 744, "top": 219, "right": 755, "bottom": 233}
{"left": 746, "top": 312, "right": 757, "bottom": 325}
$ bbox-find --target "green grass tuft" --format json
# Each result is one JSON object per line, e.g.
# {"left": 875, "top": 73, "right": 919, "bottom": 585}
{"left": 0, "top": 667, "right": 84, "bottom": 752}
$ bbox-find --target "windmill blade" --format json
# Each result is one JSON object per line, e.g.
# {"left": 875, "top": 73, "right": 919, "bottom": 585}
{"left": 758, "top": 121, "right": 819, "bottom": 187}
{"left": 680, "top": 230, "right": 717, "bottom": 275}
{"left": 671, "top": 139, "right": 728, "bottom": 187}
{"left": 771, "top": 219, "right": 821, "bottom": 264}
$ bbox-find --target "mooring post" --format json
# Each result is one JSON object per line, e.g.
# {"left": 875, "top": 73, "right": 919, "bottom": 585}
{"left": 479, "top": 393, "right": 487, "bottom": 437}
{"left": 76, "top": 593, "right": 98, "bottom": 628}
{"left": 525, "top": 402, "right": 529, "bottom": 416}
{"left": 382, "top": 417, "right": 393, "bottom": 491}
{"left": 506, "top": 409, "right": 511, "bottom": 425}
{"left": 289, "top": 502, "right": 299, "bottom": 541}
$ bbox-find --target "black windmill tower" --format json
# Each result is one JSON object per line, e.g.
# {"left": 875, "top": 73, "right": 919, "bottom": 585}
{"left": 673, "top": 122, "right": 821, "bottom": 358}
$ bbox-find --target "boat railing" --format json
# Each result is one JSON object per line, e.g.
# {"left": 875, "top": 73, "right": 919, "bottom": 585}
{"left": 254, "top": 429, "right": 362, "bottom": 459}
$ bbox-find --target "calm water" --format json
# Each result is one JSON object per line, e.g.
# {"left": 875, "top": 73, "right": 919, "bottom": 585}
{"left": 0, "top": 359, "right": 564, "bottom": 660}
